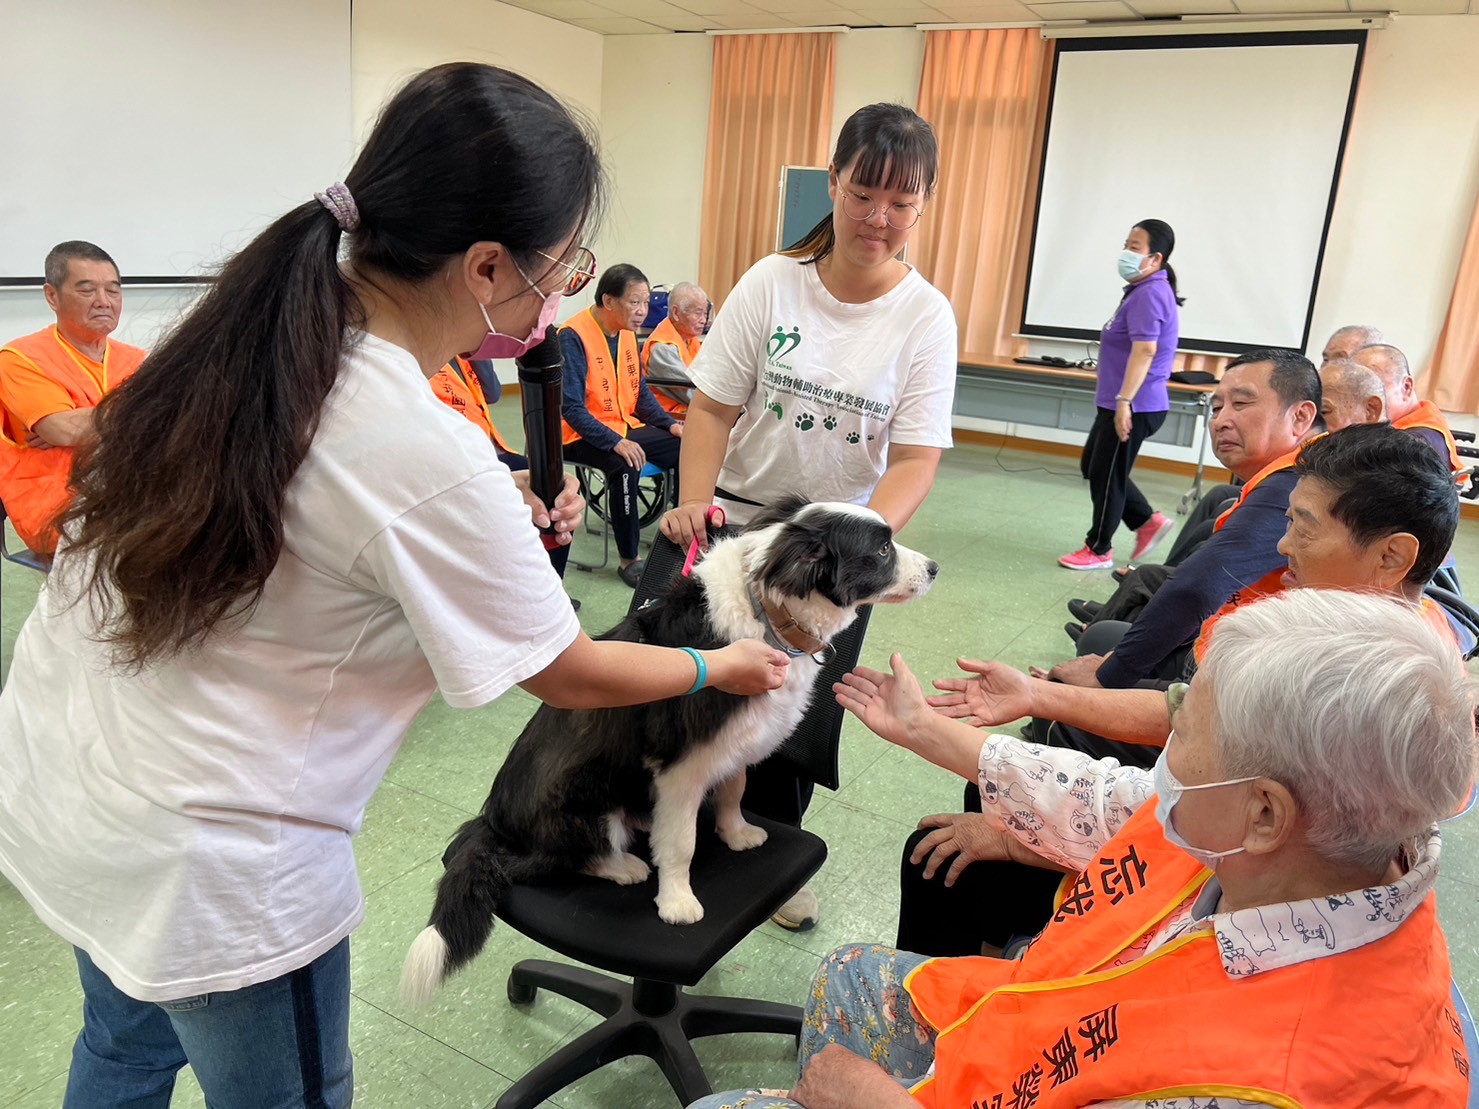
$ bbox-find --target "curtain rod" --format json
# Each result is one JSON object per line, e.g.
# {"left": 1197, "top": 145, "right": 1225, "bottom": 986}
{"left": 706, "top": 25, "right": 850, "bottom": 35}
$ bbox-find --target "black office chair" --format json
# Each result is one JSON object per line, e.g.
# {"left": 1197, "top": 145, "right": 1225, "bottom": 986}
{"left": 630, "top": 532, "right": 870, "bottom": 791}
{"left": 0, "top": 500, "right": 50, "bottom": 685}
{"left": 494, "top": 814, "right": 826, "bottom": 1108}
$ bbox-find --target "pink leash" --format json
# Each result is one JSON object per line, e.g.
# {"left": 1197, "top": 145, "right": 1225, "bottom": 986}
{"left": 680, "top": 506, "right": 726, "bottom": 577}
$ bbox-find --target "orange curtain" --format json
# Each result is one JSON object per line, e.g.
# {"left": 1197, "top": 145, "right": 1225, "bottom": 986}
{"left": 912, "top": 29, "right": 1051, "bottom": 364}
{"left": 699, "top": 33, "right": 836, "bottom": 305}
{"left": 1425, "top": 186, "right": 1479, "bottom": 414}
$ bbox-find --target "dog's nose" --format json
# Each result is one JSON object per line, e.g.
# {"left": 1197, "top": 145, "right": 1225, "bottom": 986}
{"left": 926, "top": 560, "right": 940, "bottom": 579}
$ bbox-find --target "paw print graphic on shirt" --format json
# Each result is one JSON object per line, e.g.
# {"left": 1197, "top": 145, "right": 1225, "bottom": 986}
{"left": 766, "top": 401, "right": 784, "bottom": 420}
{"left": 823, "top": 415, "right": 837, "bottom": 431}
{"left": 795, "top": 413, "right": 815, "bottom": 430}
{"left": 846, "top": 432, "right": 860, "bottom": 444}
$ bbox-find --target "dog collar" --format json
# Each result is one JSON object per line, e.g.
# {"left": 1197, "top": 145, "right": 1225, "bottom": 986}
{"left": 748, "top": 585, "right": 834, "bottom": 663}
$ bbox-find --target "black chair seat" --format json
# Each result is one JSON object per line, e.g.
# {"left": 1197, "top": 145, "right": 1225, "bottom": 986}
{"left": 492, "top": 815, "right": 827, "bottom": 1108}
{"left": 497, "top": 815, "right": 826, "bottom": 987}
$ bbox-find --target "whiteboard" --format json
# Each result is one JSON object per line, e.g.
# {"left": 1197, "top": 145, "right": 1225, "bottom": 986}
{"left": 1021, "top": 33, "right": 1364, "bottom": 355}
{"left": 0, "top": 0, "right": 354, "bottom": 282}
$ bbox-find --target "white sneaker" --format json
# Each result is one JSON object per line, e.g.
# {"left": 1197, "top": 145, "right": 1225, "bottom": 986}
{"left": 771, "top": 886, "right": 819, "bottom": 931}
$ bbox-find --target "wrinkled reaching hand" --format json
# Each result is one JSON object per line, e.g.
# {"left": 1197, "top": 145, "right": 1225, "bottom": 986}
{"left": 1029, "top": 653, "right": 1105, "bottom": 689}
{"left": 834, "top": 653, "right": 934, "bottom": 753}
{"left": 927, "top": 659, "right": 1034, "bottom": 728}
{"left": 705, "top": 639, "right": 790, "bottom": 696}
{"left": 512, "top": 470, "right": 584, "bottom": 546}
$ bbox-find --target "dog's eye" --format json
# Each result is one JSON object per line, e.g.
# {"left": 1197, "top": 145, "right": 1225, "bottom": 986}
{"left": 877, "top": 542, "right": 892, "bottom": 557}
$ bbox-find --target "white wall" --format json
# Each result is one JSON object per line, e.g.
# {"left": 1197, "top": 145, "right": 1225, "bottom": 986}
{"left": 595, "top": 34, "right": 713, "bottom": 298}
{"left": 352, "top": 0, "right": 604, "bottom": 141}
{"left": 1309, "top": 16, "right": 1479, "bottom": 380}
{"left": 831, "top": 29, "right": 926, "bottom": 144}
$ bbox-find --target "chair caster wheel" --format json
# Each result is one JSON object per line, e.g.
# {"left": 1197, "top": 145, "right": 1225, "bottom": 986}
{"left": 508, "top": 978, "right": 537, "bottom": 1006}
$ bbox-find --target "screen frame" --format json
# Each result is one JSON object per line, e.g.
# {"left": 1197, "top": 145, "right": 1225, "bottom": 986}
{"left": 1018, "top": 30, "right": 1368, "bottom": 357}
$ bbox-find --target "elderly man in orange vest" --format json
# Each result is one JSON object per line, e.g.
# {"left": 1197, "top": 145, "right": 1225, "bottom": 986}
{"left": 560, "top": 263, "right": 682, "bottom": 586}
{"left": 1352, "top": 342, "right": 1464, "bottom": 473}
{"left": 1317, "top": 322, "right": 1382, "bottom": 367}
{"left": 640, "top": 281, "right": 709, "bottom": 418}
{"left": 0, "top": 242, "right": 146, "bottom": 554}
{"left": 691, "top": 589, "right": 1473, "bottom": 1109}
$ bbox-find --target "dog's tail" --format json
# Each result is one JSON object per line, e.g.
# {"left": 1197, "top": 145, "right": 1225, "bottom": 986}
{"left": 400, "top": 816, "right": 512, "bottom": 1007}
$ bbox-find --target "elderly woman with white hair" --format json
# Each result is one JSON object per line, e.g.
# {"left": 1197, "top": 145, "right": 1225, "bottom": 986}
{"left": 691, "top": 589, "right": 1475, "bottom": 1109}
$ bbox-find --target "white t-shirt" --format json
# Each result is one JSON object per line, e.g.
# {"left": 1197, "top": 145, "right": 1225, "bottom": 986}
{"left": 0, "top": 332, "right": 580, "bottom": 1002}
{"left": 690, "top": 253, "right": 957, "bottom": 524}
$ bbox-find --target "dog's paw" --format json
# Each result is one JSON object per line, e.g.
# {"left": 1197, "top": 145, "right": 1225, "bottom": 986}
{"left": 656, "top": 889, "right": 705, "bottom": 925}
{"left": 587, "top": 853, "right": 651, "bottom": 886}
{"left": 718, "top": 821, "right": 768, "bottom": 851}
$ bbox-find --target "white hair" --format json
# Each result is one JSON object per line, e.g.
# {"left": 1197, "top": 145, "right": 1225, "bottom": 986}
{"left": 1329, "top": 324, "right": 1383, "bottom": 349}
{"left": 1200, "top": 589, "right": 1475, "bottom": 872}
{"left": 668, "top": 282, "right": 706, "bottom": 315}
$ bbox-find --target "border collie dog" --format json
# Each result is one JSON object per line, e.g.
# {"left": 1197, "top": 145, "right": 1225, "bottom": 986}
{"left": 401, "top": 496, "right": 937, "bottom": 1004}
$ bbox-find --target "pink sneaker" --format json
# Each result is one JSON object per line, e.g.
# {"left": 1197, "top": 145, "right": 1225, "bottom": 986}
{"left": 1132, "top": 513, "right": 1175, "bottom": 561}
{"left": 1058, "top": 546, "right": 1114, "bottom": 571}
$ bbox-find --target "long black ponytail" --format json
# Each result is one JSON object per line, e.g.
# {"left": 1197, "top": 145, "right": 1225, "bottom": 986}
{"left": 62, "top": 63, "right": 602, "bottom": 668}
{"left": 1135, "top": 218, "right": 1185, "bottom": 306}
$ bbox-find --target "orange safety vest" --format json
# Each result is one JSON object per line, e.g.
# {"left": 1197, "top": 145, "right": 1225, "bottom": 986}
{"left": 1191, "top": 447, "right": 1304, "bottom": 663}
{"left": 905, "top": 804, "right": 1468, "bottom": 1108}
{"left": 430, "top": 358, "right": 512, "bottom": 453}
{"left": 0, "top": 326, "right": 145, "bottom": 554}
{"left": 640, "top": 317, "right": 701, "bottom": 417}
{"left": 560, "top": 308, "right": 642, "bottom": 446}
{"left": 1393, "top": 399, "right": 1464, "bottom": 476}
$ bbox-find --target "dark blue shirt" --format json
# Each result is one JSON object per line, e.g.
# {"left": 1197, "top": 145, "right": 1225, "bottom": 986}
{"left": 559, "top": 328, "right": 673, "bottom": 452}
{"left": 1097, "top": 470, "right": 1298, "bottom": 688}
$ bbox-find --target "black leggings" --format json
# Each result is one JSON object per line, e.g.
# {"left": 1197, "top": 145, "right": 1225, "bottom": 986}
{"left": 895, "top": 783, "right": 1063, "bottom": 957}
{"left": 564, "top": 425, "right": 681, "bottom": 560}
{"left": 1080, "top": 407, "right": 1167, "bottom": 556}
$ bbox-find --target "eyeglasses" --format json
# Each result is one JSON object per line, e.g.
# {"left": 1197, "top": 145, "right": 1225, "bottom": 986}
{"left": 533, "top": 246, "right": 597, "bottom": 296}
{"left": 838, "top": 186, "right": 923, "bottom": 231}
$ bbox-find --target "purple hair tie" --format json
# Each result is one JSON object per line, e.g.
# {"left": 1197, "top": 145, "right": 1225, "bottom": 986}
{"left": 314, "top": 182, "right": 360, "bottom": 232}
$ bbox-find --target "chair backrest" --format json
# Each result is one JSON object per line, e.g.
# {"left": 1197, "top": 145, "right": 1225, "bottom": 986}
{"left": 629, "top": 532, "right": 868, "bottom": 791}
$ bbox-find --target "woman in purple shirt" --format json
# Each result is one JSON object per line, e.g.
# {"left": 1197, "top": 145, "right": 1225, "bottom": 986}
{"left": 1059, "top": 219, "right": 1184, "bottom": 571}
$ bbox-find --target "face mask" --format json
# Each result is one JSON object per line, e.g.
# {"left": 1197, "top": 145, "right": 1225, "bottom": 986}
{"left": 1152, "top": 732, "right": 1260, "bottom": 867}
{"left": 1117, "top": 250, "right": 1148, "bottom": 283}
{"left": 464, "top": 289, "right": 563, "bottom": 360}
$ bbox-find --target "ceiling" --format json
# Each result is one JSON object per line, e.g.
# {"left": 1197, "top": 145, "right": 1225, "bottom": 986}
{"left": 498, "top": 0, "right": 1474, "bottom": 33}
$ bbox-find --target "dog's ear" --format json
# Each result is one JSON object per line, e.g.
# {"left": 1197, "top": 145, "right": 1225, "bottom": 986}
{"left": 758, "top": 519, "right": 829, "bottom": 599}
{"left": 742, "top": 493, "right": 812, "bottom": 534}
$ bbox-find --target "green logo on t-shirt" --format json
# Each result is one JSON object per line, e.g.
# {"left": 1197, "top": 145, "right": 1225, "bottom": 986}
{"left": 767, "top": 326, "right": 801, "bottom": 364}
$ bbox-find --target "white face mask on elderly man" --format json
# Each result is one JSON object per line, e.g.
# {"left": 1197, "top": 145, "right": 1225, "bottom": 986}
{"left": 1152, "top": 733, "right": 1259, "bottom": 868}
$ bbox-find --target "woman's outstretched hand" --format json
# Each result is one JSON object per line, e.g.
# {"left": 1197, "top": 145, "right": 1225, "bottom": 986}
{"left": 926, "top": 659, "right": 1034, "bottom": 728}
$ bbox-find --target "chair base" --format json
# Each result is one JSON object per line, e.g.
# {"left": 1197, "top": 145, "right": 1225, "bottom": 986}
{"left": 496, "top": 958, "right": 802, "bottom": 1109}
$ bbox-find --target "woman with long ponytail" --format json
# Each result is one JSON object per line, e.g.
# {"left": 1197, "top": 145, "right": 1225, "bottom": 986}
{"left": 1059, "top": 218, "right": 1185, "bottom": 572}
{"left": 0, "top": 63, "right": 787, "bottom": 1107}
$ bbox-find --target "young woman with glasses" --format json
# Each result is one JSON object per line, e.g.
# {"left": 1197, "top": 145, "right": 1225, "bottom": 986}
{"left": 0, "top": 64, "right": 788, "bottom": 1108}
{"left": 660, "top": 102, "right": 958, "bottom": 931}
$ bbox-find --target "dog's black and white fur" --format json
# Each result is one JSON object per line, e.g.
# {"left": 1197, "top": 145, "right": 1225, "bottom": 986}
{"left": 400, "top": 496, "right": 937, "bottom": 1004}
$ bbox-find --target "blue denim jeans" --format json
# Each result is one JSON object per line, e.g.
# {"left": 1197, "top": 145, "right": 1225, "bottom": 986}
{"left": 687, "top": 944, "right": 936, "bottom": 1109}
{"left": 64, "top": 940, "right": 353, "bottom": 1109}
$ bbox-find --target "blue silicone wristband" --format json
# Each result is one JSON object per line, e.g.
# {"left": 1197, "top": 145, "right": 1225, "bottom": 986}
{"left": 680, "top": 647, "right": 707, "bottom": 696}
